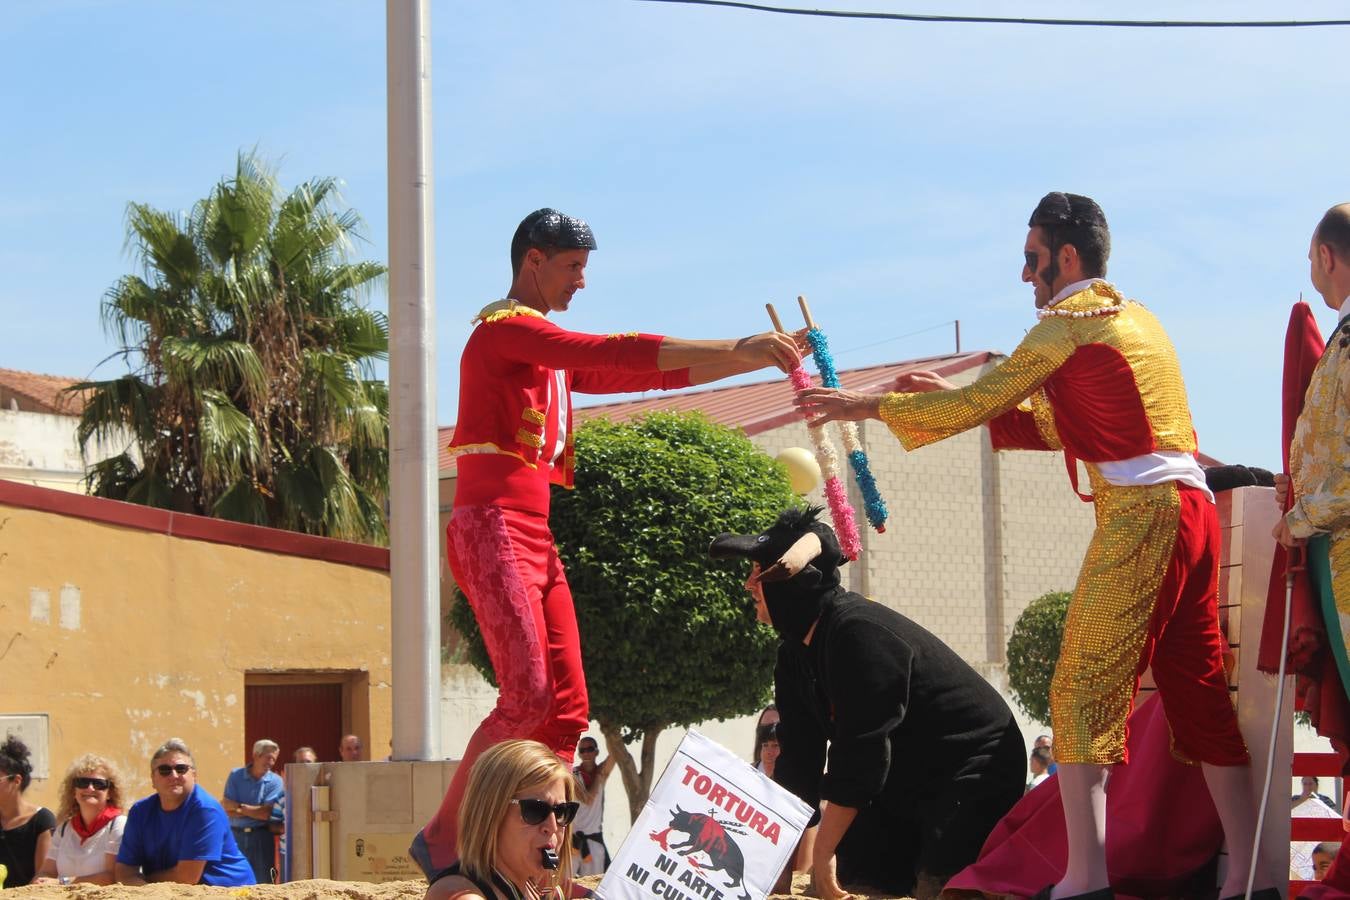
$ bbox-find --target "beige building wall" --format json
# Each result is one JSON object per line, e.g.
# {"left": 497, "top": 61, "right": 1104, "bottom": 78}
{"left": 0, "top": 487, "right": 393, "bottom": 812}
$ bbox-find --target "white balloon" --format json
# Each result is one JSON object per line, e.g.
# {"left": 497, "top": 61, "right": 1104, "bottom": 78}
{"left": 776, "top": 447, "right": 822, "bottom": 495}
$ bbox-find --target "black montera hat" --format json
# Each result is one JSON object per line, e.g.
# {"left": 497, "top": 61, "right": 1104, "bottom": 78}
{"left": 512, "top": 208, "right": 597, "bottom": 261}
{"left": 1028, "top": 192, "right": 1107, "bottom": 229}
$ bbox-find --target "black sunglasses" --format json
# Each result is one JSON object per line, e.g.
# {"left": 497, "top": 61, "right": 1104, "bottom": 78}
{"left": 155, "top": 764, "right": 193, "bottom": 777}
{"left": 73, "top": 777, "right": 111, "bottom": 791}
{"left": 511, "top": 798, "right": 580, "bottom": 827}
{"left": 578, "top": 746, "right": 598, "bottom": 754}
{"left": 1024, "top": 250, "right": 1039, "bottom": 271}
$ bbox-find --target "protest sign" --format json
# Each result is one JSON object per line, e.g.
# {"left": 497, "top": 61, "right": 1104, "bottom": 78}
{"left": 597, "top": 730, "right": 812, "bottom": 900}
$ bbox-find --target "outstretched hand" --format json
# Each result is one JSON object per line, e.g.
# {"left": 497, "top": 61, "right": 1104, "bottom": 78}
{"left": 736, "top": 329, "right": 807, "bottom": 373}
{"left": 892, "top": 369, "right": 956, "bottom": 393}
{"left": 794, "top": 387, "right": 882, "bottom": 428}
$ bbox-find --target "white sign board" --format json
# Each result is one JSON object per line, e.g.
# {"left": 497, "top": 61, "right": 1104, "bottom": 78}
{"left": 597, "top": 730, "right": 811, "bottom": 900}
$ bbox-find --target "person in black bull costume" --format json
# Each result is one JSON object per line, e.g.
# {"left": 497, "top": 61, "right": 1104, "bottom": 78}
{"left": 710, "top": 507, "right": 1025, "bottom": 900}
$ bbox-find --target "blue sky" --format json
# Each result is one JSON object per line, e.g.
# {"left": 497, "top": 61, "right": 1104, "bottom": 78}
{"left": 4, "top": 1, "right": 1349, "bottom": 470}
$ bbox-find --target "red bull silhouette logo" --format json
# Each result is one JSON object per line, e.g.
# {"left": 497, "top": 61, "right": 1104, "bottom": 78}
{"left": 650, "top": 806, "right": 750, "bottom": 900}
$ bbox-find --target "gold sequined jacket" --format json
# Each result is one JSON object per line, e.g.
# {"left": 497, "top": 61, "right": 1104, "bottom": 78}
{"left": 879, "top": 282, "right": 1199, "bottom": 471}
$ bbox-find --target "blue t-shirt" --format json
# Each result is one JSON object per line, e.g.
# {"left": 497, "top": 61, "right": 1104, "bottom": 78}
{"left": 222, "top": 765, "right": 284, "bottom": 830}
{"left": 117, "top": 785, "right": 254, "bottom": 886}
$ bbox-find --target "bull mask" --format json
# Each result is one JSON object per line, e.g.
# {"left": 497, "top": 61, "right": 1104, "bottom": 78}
{"left": 709, "top": 505, "right": 845, "bottom": 641}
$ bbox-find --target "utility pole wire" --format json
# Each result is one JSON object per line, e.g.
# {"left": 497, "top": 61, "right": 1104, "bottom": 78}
{"left": 637, "top": 0, "right": 1350, "bottom": 28}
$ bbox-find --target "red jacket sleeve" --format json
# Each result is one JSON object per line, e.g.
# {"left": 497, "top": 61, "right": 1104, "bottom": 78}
{"left": 571, "top": 367, "right": 693, "bottom": 394}
{"left": 482, "top": 315, "right": 664, "bottom": 372}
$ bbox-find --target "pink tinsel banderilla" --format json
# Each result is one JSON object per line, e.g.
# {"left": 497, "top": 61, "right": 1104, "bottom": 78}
{"left": 788, "top": 364, "right": 861, "bottom": 560}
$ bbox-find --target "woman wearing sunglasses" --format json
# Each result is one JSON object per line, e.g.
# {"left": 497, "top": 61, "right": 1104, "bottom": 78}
{"left": 426, "top": 740, "right": 579, "bottom": 900}
{"left": 0, "top": 735, "right": 55, "bottom": 887}
{"left": 32, "top": 755, "right": 127, "bottom": 885}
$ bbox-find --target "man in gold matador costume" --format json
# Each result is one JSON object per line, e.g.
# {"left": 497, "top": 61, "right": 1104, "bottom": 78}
{"left": 797, "top": 193, "right": 1273, "bottom": 900}
{"left": 1275, "top": 203, "right": 1350, "bottom": 899}
{"left": 1276, "top": 203, "right": 1350, "bottom": 632}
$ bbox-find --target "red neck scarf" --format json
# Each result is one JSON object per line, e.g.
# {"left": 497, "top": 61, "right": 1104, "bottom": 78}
{"left": 71, "top": 806, "right": 121, "bottom": 843}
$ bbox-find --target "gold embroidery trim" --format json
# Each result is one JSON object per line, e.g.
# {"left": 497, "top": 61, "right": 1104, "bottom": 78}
{"left": 473, "top": 299, "right": 545, "bottom": 325}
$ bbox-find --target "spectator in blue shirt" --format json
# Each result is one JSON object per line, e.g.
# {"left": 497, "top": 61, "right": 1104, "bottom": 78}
{"left": 114, "top": 738, "right": 253, "bottom": 886}
{"left": 220, "top": 739, "right": 284, "bottom": 884}
{"left": 1034, "top": 734, "right": 1057, "bottom": 775}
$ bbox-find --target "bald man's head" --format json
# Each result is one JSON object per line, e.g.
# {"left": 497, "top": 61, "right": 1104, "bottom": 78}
{"left": 339, "top": 734, "right": 362, "bottom": 762}
{"left": 1315, "top": 203, "right": 1350, "bottom": 264}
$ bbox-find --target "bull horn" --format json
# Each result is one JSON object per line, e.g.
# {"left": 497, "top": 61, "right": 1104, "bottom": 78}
{"left": 759, "top": 531, "right": 822, "bottom": 583}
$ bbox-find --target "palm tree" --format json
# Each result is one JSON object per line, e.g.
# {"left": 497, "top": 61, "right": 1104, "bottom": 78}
{"left": 71, "top": 152, "right": 390, "bottom": 544}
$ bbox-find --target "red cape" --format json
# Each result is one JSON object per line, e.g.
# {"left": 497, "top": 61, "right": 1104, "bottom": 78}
{"left": 1256, "top": 303, "right": 1350, "bottom": 766}
{"left": 944, "top": 696, "right": 1221, "bottom": 899}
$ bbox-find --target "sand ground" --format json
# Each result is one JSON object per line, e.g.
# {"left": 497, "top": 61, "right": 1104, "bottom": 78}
{"left": 3, "top": 873, "right": 908, "bottom": 900}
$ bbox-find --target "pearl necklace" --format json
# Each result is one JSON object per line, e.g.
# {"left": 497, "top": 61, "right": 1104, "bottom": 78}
{"left": 1036, "top": 303, "right": 1126, "bottom": 320}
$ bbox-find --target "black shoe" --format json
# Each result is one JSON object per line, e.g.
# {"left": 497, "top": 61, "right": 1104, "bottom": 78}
{"left": 1030, "top": 887, "right": 1115, "bottom": 900}
{"left": 1219, "top": 890, "right": 1281, "bottom": 900}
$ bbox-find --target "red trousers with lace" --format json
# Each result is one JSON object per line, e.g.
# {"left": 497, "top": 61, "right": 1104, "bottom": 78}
{"left": 419, "top": 505, "right": 589, "bottom": 871}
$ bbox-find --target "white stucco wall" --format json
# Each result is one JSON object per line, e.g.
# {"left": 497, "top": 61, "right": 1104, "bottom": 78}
{"left": 0, "top": 408, "right": 131, "bottom": 491}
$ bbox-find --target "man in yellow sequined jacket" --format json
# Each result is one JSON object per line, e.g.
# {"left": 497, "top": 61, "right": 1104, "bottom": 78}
{"left": 1277, "top": 203, "right": 1350, "bottom": 629}
{"left": 412, "top": 208, "right": 803, "bottom": 878}
{"left": 796, "top": 193, "right": 1271, "bottom": 900}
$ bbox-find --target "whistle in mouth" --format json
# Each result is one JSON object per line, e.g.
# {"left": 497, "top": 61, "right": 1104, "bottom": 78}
{"left": 541, "top": 848, "right": 559, "bottom": 870}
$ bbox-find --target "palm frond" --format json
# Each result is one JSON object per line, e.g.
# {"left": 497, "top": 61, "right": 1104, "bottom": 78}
{"left": 334, "top": 308, "right": 389, "bottom": 361}
{"left": 312, "top": 444, "right": 362, "bottom": 541}
{"left": 271, "top": 461, "right": 326, "bottom": 531}
{"left": 301, "top": 350, "right": 362, "bottom": 412}
{"left": 211, "top": 477, "right": 269, "bottom": 526}
{"left": 161, "top": 335, "right": 267, "bottom": 406}
{"left": 197, "top": 388, "right": 263, "bottom": 492}
{"left": 352, "top": 483, "right": 389, "bottom": 545}
{"left": 202, "top": 156, "right": 276, "bottom": 266}
{"left": 70, "top": 375, "right": 158, "bottom": 455}
{"left": 124, "top": 203, "right": 200, "bottom": 295}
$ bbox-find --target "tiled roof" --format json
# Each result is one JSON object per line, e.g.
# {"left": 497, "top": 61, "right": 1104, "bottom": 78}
{"left": 0, "top": 367, "right": 87, "bottom": 415}
{"left": 437, "top": 351, "right": 995, "bottom": 474}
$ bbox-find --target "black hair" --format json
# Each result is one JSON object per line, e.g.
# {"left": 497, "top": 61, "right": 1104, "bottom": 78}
{"left": 509, "top": 208, "right": 597, "bottom": 277}
{"left": 1030, "top": 746, "right": 1053, "bottom": 765}
{"left": 0, "top": 735, "right": 33, "bottom": 791}
{"left": 756, "top": 723, "right": 780, "bottom": 744}
{"left": 1315, "top": 204, "right": 1350, "bottom": 265}
{"left": 752, "top": 705, "right": 778, "bottom": 766}
{"left": 1028, "top": 192, "right": 1111, "bottom": 279}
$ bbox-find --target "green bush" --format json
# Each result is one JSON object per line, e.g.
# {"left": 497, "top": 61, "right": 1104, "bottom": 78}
{"left": 1005, "top": 590, "right": 1072, "bottom": 726}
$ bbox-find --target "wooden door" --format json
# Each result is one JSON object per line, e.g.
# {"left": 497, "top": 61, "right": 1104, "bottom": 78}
{"left": 244, "top": 681, "right": 344, "bottom": 764}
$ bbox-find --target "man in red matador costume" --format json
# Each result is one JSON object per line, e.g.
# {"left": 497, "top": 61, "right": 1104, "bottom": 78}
{"left": 796, "top": 192, "right": 1274, "bottom": 900}
{"left": 409, "top": 208, "right": 802, "bottom": 878}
